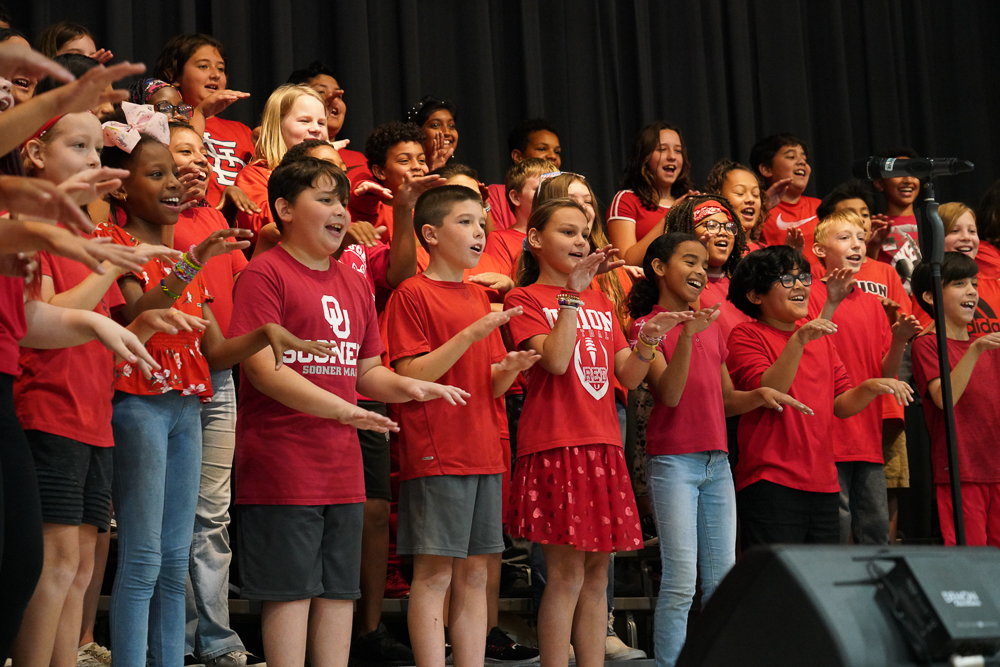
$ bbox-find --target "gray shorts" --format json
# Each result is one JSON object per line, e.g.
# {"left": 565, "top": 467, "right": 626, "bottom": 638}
{"left": 237, "top": 503, "right": 363, "bottom": 601}
{"left": 397, "top": 474, "right": 504, "bottom": 557}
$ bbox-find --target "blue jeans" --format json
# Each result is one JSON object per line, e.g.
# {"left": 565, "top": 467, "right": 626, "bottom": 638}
{"left": 110, "top": 391, "right": 202, "bottom": 667}
{"left": 186, "top": 370, "right": 244, "bottom": 659}
{"left": 647, "top": 451, "right": 736, "bottom": 667}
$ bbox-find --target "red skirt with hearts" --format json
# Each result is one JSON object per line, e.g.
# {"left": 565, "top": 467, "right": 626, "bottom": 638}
{"left": 507, "top": 444, "right": 642, "bottom": 552}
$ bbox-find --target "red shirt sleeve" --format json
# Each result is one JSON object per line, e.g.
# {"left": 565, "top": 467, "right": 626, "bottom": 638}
{"left": 726, "top": 323, "right": 770, "bottom": 391}
{"left": 234, "top": 163, "right": 273, "bottom": 244}
{"left": 386, "top": 287, "right": 432, "bottom": 363}
{"left": 504, "top": 288, "right": 551, "bottom": 350}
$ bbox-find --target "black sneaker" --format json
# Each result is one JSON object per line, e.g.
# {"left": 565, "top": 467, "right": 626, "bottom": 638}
{"left": 640, "top": 514, "right": 659, "bottom": 547}
{"left": 349, "top": 623, "right": 414, "bottom": 666}
{"left": 485, "top": 627, "right": 540, "bottom": 665}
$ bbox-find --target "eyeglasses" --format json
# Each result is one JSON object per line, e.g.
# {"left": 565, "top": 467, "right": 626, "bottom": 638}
{"left": 696, "top": 220, "right": 739, "bottom": 235}
{"left": 153, "top": 101, "right": 194, "bottom": 119}
{"left": 776, "top": 273, "right": 812, "bottom": 288}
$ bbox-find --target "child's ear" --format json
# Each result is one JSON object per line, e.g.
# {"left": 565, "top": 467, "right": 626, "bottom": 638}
{"left": 23, "top": 139, "right": 45, "bottom": 171}
{"left": 274, "top": 197, "right": 294, "bottom": 224}
{"left": 508, "top": 188, "right": 521, "bottom": 209}
{"left": 527, "top": 228, "right": 542, "bottom": 250}
{"left": 921, "top": 291, "right": 934, "bottom": 308}
{"left": 371, "top": 164, "right": 386, "bottom": 182}
{"left": 758, "top": 162, "right": 773, "bottom": 180}
{"left": 511, "top": 148, "right": 524, "bottom": 163}
{"left": 813, "top": 243, "right": 826, "bottom": 259}
{"left": 650, "top": 258, "right": 667, "bottom": 277}
{"left": 873, "top": 180, "right": 885, "bottom": 193}
{"left": 421, "top": 223, "right": 437, "bottom": 247}
{"left": 747, "top": 290, "right": 763, "bottom": 305}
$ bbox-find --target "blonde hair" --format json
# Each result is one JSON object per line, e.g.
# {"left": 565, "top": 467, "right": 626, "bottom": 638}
{"left": 814, "top": 208, "right": 866, "bottom": 246}
{"left": 254, "top": 84, "right": 326, "bottom": 170}
{"left": 504, "top": 158, "right": 556, "bottom": 212}
{"left": 938, "top": 202, "right": 974, "bottom": 234}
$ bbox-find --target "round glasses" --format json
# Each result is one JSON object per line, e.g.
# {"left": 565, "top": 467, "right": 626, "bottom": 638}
{"left": 697, "top": 219, "right": 739, "bottom": 236}
{"left": 153, "top": 101, "right": 194, "bottom": 119}
{"left": 776, "top": 273, "right": 813, "bottom": 288}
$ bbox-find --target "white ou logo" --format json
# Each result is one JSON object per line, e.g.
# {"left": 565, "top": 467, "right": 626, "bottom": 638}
{"left": 322, "top": 296, "right": 351, "bottom": 339}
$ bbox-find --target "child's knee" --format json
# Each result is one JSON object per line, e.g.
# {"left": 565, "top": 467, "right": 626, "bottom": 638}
{"left": 413, "top": 557, "right": 454, "bottom": 592}
{"left": 363, "top": 498, "right": 391, "bottom": 530}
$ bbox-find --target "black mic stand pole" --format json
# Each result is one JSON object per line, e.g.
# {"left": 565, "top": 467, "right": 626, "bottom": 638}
{"left": 917, "top": 179, "right": 966, "bottom": 545}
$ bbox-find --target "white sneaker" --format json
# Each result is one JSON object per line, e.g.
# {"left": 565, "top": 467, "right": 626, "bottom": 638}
{"left": 78, "top": 642, "right": 112, "bottom": 666}
{"left": 605, "top": 634, "right": 647, "bottom": 661}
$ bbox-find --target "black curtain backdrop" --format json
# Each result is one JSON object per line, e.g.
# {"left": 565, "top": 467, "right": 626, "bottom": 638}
{"left": 13, "top": 0, "right": 1000, "bottom": 211}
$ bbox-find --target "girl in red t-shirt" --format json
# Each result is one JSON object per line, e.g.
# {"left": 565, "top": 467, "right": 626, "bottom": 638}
{"left": 628, "top": 232, "right": 806, "bottom": 666}
{"left": 96, "top": 127, "right": 334, "bottom": 667}
{"left": 503, "top": 198, "right": 685, "bottom": 667}
{"left": 608, "top": 121, "right": 695, "bottom": 267}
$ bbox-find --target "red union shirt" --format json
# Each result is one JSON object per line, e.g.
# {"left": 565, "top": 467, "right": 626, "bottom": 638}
{"left": 203, "top": 116, "right": 255, "bottom": 207}
{"left": 504, "top": 284, "right": 629, "bottom": 456}
{"left": 15, "top": 252, "right": 125, "bottom": 447}
{"left": 912, "top": 334, "right": 1000, "bottom": 484}
{"left": 727, "top": 320, "right": 853, "bottom": 493}
{"left": 386, "top": 274, "right": 505, "bottom": 480}
{"left": 607, "top": 190, "right": 669, "bottom": 241}
{"left": 230, "top": 245, "right": 384, "bottom": 505}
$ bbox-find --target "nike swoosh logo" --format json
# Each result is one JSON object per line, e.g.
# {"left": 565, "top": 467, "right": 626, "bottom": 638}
{"left": 776, "top": 214, "right": 817, "bottom": 231}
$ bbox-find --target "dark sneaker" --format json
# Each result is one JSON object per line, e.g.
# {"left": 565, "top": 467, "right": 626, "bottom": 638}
{"left": 384, "top": 566, "right": 411, "bottom": 598}
{"left": 485, "top": 627, "right": 540, "bottom": 665}
{"left": 350, "top": 623, "right": 414, "bottom": 666}
{"left": 640, "top": 514, "right": 658, "bottom": 547}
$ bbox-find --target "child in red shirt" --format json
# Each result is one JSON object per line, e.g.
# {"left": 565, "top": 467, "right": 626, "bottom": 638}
{"left": 386, "top": 185, "right": 539, "bottom": 667}
{"left": 726, "top": 246, "right": 911, "bottom": 547}
{"left": 809, "top": 210, "right": 921, "bottom": 545}
{"left": 153, "top": 34, "right": 254, "bottom": 208}
{"left": 704, "top": 159, "right": 769, "bottom": 253}
{"left": 911, "top": 254, "right": 1000, "bottom": 545}
{"left": 229, "top": 158, "right": 467, "bottom": 666}
{"left": 974, "top": 181, "right": 1000, "bottom": 280}
{"left": 749, "top": 133, "right": 822, "bottom": 267}
{"left": 484, "top": 158, "right": 554, "bottom": 276}
{"left": 486, "top": 118, "right": 562, "bottom": 231}
{"left": 609, "top": 121, "right": 695, "bottom": 266}
{"left": 627, "top": 232, "right": 804, "bottom": 667}
{"left": 504, "top": 198, "right": 681, "bottom": 667}
{"left": 868, "top": 147, "right": 922, "bottom": 284}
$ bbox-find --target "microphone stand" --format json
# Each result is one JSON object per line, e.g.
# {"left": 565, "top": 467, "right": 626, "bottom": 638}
{"left": 915, "top": 179, "right": 966, "bottom": 545}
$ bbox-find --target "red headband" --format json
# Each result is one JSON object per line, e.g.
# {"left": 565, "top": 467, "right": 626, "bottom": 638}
{"left": 26, "top": 115, "right": 65, "bottom": 144}
{"left": 692, "top": 200, "right": 733, "bottom": 225}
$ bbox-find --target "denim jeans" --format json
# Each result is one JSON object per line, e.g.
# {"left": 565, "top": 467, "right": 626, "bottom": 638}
{"left": 836, "top": 461, "right": 890, "bottom": 545}
{"left": 647, "top": 451, "right": 736, "bottom": 667}
{"left": 185, "top": 370, "right": 244, "bottom": 660}
{"left": 110, "top": 391, "right": 202, "bottom": 667}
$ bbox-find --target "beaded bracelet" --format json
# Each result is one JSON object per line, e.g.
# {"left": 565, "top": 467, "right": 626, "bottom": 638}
{"left": 159, "top": 278, "right": 182, "bottom": 300}
{"left": 171, "top": 252, "right": 202, "bottom": 283}
{"left": 638, "top": 330, "right": 663, "bottom": 348}
{"left": 557, "top": 292, "right": 584, "bottom": 309}
{"left": 186, "top": 245, "right": 205, "bottom": 267}
{"left": 634, "top": 345, "right": 656, "bottom": 363}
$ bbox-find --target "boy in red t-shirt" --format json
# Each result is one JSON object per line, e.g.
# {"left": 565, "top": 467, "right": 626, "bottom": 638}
{"left": 229, "top": 158, "right": 468, "bottom": 665}
{"left": 808, "top": 210, "right": 922, "bottom": 545}
{"left": 868, "top": 147, "right": 922, "bottom": 285}
{"left": 385, "top": 186, "right": 539, "bottom": 667}
{"left": 483, "top": 157, "right": 554, "bottom": 278}
{"left": 750, "top": 133, "right": 822, "bottom": 266}
{"left": 362, "top": 121, "right": 434, "bottom": 248}
{"left": 911, "top": 254, "right": 1000, "bottom": 546}
{"left": 726, "top": 246, "right": 911, "bottom": 547}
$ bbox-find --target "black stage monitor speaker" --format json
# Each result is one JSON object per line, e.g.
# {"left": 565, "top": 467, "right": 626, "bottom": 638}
{"left": 676, "top": 545, "right": 1000, "bottom": 667}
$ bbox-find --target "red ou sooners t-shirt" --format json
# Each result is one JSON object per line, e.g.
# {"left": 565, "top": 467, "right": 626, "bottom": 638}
{"left": 912, "top": 335, "right": 1000, "bottom": 484}
{"left": 386, "top": 274, "right": 505, "bottom": 481}
{"left": 15, "top": 253, "right": 125, "bottom": 448}
{"left": 230, "top": 245, "right": 384, "bottom": 505}
{"left": 504, "top": 284, "right": 629, "bottom": 457}
{"left": 727, "top": 320, "right": 853, "bottom": 493}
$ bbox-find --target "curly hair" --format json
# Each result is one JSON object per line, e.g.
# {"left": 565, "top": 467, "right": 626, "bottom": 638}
{"left": 663, "top": 194, "right": 747, "bottom": 278}
{"left": 728, "top": 245, "right": 810, "bottom": 319}
{"left": 703, "top": 158, "right": 769, "bottom": 243}
{"left": 364, "top": 121, "right": 425, "bottom": 174}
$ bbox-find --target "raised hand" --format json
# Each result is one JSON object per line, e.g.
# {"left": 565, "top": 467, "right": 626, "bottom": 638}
{"left": 0, "top": 175, "right": 96, "bottom": 234}
{"left": 972, "top": 331, "right": 1000, "bottom": 353}
{"left": 868, "top": 215, "right": 891, "bottom": 249}
{"left": 878, "top": 297, "right": 901, "bottom": 325}
{"left": 765, "top": 178, "right": 793, "bottom": 208}
{"left": 92, "top": 48, "right": 114, "bottom": 65}
{"left": 466, "top": 272, "right": 514, "bottom": 294}
{"left": 593, "top": 244, "right": 626, "bottom": 276}
{"left": 891, "top": 313, "right": 922, "bottom": 341}
{"left": 681, "top": 304, "right": 721, "bottom": 336}
{"left": 0, "top": 41, "right": 74, "bottom": 83}
{"left": 795, "top": 318, "right": 838, "bottom": 345}
{"left": 353, "top": 180, "right": 394, "bottom": 201}
{"left": 861, "top": 377, "right": 913, "bottom": 406}
{"left": 262, "top": 323, "right": 338, "bottom": 370}
{"left": 641, "top": 309, "right": 696, "bottom": 340}
{"left": 0, "top": 252, "right": 38, "bottom": 283}
{"left": 51, "top": 61, "right": 147, "bottom": 115}
{"left": 566, "top": 250, "right": 605, "bottom": 292}
{"left": 58, "top": 167, "right": 130, "bottom": 206}
{"left": 344, "top": 221, "right": 386, "bottom": 249}
{"left": 464, "top": 307, "right": 523, "bottom": 343}
{"left": 405, "top": 380, "right": 471, "bottom": 406}
{"left": 427, "top": 131, "right": 456, "bottom": 171}
{"left": 134, "top": 244, "right": 182, "bottom": 266}
{"left": 824, "top": 268, "right": 857, "bottom": 305}
{"left": 195, "top": 88, "right": 250, "bottom": 119}
{"left": 332, "top": 139, "right": 350, "bottom": 151}
{"left": 756, "top": 386, "right": 814, "bottom": 415}
{"left": 496, "top": 349, "right": 541, "bottom": 373}
{"left": 391, "top": 172, "right": 448, "bottom": 210}
{"left": 784, "top": 227, "right": 805, "bottom": 252}
{"left": 192, "top": 228, "right": 253, "bottom": 263}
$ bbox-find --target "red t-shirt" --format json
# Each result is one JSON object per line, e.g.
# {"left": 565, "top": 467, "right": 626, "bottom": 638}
{"left": 760, "top": 196, "right": 821, "bottom": 265}
{"left": 233, "top": 161, "right": 273, "bottom": 247}
{"left": 630, "top": 306, "right": 728, "bottom": 456}
{"left": 504, "top": 284, "right": 629, "bottom": 456}
{"left": 340, "top": 242, "right": 392, "bottom": 301}
{"left": 487, "top": 183, "right": 516, "bottom": 231}
{"left": 174, "top": 204, "right": 248, "bottom": 336}
{"left": 483, "top": 227, "right": 525, "bottom": 279}
{"left": 968, "top": 277, "right": 1000, "bottom": 337}
{"left": 94, "top": 222, "right": 214, "bottom": 399}
{"left": 230, "top": 245, "right": 384, "bottom": 505}
{"left": 977, "top": 242, "right": 1000, "bottom": 281}
{"left": 342, "top": 147, "right": 380, "bottom": 224}
{"left": 607, "top": 190, "right": 669, "bottom": 241}
{"left": 876, "top": 214, "right": 921, "bottom": 285}
{"left": 698, "top": 274, "right": 753, "bottom": 343}
{"left": 727, "top": 320, "right": 854, "bottom": 493}
{"left": 0, "top": 276, "right": 26, "bottom": 376}
{"left": 807, "top": 281, "right": 890, "bottom": 463}
{"left": 912, "top": 334, "right": 1000, "bottom": 483}
{"left": 386, "top": 274, "right": 505, "bottom": 480}
{"left": 203, "top": 116, "right": 255, "bottom": 207}
{"left": 14, "top": 253, "right": 125, "bottom": 447}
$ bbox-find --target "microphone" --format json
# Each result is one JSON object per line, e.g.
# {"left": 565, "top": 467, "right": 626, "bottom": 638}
{"left": 851, "top": 157, "right": 974, "bottom": 180}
